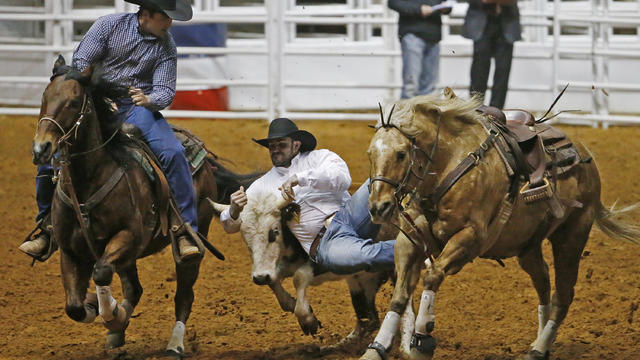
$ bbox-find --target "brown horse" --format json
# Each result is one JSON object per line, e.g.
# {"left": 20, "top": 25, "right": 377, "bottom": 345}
{"left": 360, "top": 90, "right": 640, "bottom": 360}
{"left": 31, "top": 56, "right": 258, "bottom": 356}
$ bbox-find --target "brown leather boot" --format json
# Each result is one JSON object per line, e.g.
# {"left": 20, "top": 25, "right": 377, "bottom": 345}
{"left": 177, "top": 235, "right": 200, "bottom": 262}
{"left": 19, "top": 231, "right": 50, "bottom": 258}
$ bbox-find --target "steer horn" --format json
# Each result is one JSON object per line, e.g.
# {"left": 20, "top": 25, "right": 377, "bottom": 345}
{"left": 207, "top": 198, "right": 230, "bottom": 214}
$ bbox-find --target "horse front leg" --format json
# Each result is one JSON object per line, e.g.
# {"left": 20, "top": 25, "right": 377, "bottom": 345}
{"left": 60, "top": 249, "right": 97, "bottom": 324}
{"left": 166, "top": 257, "right": 202, "bottom": 357}
{"left": 292, "top": 265, "right": 320, "bottom": 335}
{"left": 93, "top": 230, "right": 136, "bottom": 349}
{"left": 409, "top": 226, "right": 478, "bottom": 360}
{"left": 361, "top": 232, "right": 425, "bottom": 360}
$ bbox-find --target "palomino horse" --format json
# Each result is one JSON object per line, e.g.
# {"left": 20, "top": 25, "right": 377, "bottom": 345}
{"left": 361, "top": 90, "right": 640, "bottom": 360}
{"left": 31, "top": 56, "right": 257, "bottom": 356}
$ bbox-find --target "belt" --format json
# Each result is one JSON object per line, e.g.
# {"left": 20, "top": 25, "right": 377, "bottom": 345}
{"left": 309, "top": 213, "right": 336, "bottom": 260}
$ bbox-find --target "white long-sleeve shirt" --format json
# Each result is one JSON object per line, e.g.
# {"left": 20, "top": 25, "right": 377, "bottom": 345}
{"left": 220, "top": 149, "right": 352, "bottom": 253}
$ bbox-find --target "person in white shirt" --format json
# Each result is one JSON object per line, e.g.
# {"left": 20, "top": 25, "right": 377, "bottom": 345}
{"left": 219, "top": 118, "right": 395, "bottom": 274}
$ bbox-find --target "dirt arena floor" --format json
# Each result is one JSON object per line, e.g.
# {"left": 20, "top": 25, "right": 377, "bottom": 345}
{"left": 0, "top": 115, "right": 639, "bottom": 360}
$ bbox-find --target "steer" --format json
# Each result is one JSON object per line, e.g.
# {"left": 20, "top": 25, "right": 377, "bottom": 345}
{"left": 210, "top": 191, "right": 414, "bottom": 354}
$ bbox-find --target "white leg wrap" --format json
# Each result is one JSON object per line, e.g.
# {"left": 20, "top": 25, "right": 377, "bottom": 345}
{"left": 166, "top": 321, "right": 186, "bottom": 352}
{"left": 373, "top": 311, "right": 401, "bottom": 349}
{"left": 532, "top": 320, "right": 558, "bottom": 354}
{"left": 400, "top": 300, "right": 416, "bottom": 355}
{"left": 532, "top": 304, "right": 551, "bottom": 346}
{"left": 415, "top": 290, "right": 436, "bottom": 335}
{"left": 96, "top": 285, "right": 117, "bottom": 322}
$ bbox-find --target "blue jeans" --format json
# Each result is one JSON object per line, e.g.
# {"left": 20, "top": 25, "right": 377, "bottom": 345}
{"left": 316, "top": 180, "right": 395, "bottom": 275}
{"left": 35, "top": 105, "right": 198, "bottom": 232}
{"left": 400, "top": 33, "right": 440, "bottom": 99}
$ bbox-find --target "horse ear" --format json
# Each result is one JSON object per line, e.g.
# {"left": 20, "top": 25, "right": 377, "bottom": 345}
{"left": 52, "top": 55, "right": 66, "bottom": 75}
{"left": 443, "top": 87, "right": 456, "bottom": 99}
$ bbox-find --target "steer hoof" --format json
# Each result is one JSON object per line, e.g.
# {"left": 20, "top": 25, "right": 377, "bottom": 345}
{"left": 298, "top": 313, "right": 320, "bottom": 335}
{"left": 359, "top": 348, "right": 383, "bottom": 360}
{"left": 105, "top": 330, "right": 125, "bottom": 349}
{"left": 517, "top": 350, "right": 549, "bottom": 360}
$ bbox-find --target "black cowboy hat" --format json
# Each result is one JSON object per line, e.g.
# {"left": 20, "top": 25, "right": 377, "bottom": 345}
{"left": 253, "top": 118, "right": 317, "bottom": 152}
{"left": 125, "top": 0, "right": 193, "bottom": 21}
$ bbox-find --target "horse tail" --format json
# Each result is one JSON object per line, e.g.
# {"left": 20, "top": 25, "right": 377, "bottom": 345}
{"left": 205, "top": 156, "right": 264, "bottom": 203}
{"left": 595, "top": 201, "right": 640, "bottom": 245}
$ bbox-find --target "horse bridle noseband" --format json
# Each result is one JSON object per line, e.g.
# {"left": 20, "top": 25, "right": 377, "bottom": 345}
{"left": 38, "top": 91, "right": 90, "bottom": 149}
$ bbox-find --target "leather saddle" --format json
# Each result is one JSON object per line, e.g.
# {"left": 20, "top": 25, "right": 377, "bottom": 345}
{"left": 476, "top": 105, "right": 582, "bottom": 208}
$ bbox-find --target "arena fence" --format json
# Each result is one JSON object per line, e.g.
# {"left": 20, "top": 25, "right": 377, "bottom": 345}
{"left": 0, "top": 0, "right": 639, "bottom": 127}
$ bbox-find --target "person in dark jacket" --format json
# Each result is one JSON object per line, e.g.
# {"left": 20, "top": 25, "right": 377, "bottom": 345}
{"left": 463, "top": 0, "right": 521, "bottom": 109}
{"left": 389, "top": 0, "right": 452, "bottom": 99}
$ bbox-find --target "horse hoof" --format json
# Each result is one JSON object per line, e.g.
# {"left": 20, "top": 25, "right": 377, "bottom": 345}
{"left": 105, "top": 331, "right": 125, "bottom": 349}
{"left": 359, "top": 348, "right": 383, "bottom": 360}
{"left": 164, "top": 347, "right": 185, "bottom": 358}
{"left": 298, "top": 314, "right": 320, "bottom": 335}
{"left": 409, "top": 333, "right": 436, "bottom": 359}
{"left": 517, "top": 350, "right": 549, "bottom": 360}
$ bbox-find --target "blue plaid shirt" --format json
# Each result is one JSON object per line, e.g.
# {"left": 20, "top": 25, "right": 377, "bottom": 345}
{"left": 72, "top": 13, "right": 177, "bottom": 112}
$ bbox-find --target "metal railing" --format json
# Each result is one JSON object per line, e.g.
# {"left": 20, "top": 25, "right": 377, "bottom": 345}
{"left": 0, "top": 0, "right": 639, "bottom": 126}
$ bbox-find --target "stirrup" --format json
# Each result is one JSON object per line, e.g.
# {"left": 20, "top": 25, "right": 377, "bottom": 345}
{"left": 520, "top": 178, "right": 553, "bottom": 204}
{"left": 170, "top": 223, "right": 204, "bottom": 264}
{"left": 21, "top": 217, "right": 57, "bottom": 264}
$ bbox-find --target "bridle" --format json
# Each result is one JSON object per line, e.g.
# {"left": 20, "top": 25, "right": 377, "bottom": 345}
{"left": 369, "top": 103, "right": 442, "bottom": 212}
{"left": 38, "top": 78, "right": 119, "bottom": 158}
{"left": 38, "top": 91, "right": 90, "bottom": 149}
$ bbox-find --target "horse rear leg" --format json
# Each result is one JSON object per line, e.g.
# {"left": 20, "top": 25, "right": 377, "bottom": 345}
{"left": 521, "top": 210, "right": 593, "bottom": 360}
{"left": 516, "top": 242, "right": 551, "bottom": 347}
{"left": 361, "top": 232, "right": 424, "bottom": 360}
{"left": 166, "top": 257, "right": 202, "bottom": 357}
{"left": 60, "top": 250, "right": 97, "bottom": 323}
{"left": 92, "top": 230, "right": 136, "bottom": 349}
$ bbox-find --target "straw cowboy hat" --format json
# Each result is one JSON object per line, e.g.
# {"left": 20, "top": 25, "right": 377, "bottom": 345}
{"left": 125, "top": 0, "right": 193, "bottom": 21}
{"left": 253, "top": 118, "right": 317, "bottom": 152}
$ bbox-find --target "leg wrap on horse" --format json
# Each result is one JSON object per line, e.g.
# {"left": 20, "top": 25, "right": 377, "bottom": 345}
{"left": 372, "top": 311, "right": 401, "bottom": 350}
{"left": 532, "top": 320, "right": 558, "bottom": 354}
{"left": 532, "top": 304, "right": 551, "bottom": 347}
{"left": 166, "top": 321, "right": 186, "bottom": 355}
{"left": 415, "top": 290, "right": 435, "bottom": 334}
{"left": 96, "top": 285, "right": 129, "bottom": 331}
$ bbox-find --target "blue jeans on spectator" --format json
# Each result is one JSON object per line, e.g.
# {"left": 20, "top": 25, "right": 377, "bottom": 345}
{"left": 400, "top": 33, "right": 440, "bottom": 99}
{"left": 35, "top": 104, "right": 198, "bottom": 232}
{"left": 316, "top": 180, "right": 395, "bottom": 275}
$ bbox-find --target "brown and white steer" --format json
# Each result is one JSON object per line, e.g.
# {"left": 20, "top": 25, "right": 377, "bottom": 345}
{"left": 211, "top": 192, "right": 414, "bottom": 354}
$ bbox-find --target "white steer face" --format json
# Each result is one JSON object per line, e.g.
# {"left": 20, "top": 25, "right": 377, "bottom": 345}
{"left": 239, "top": 193, "right": 291, "bottom": 286}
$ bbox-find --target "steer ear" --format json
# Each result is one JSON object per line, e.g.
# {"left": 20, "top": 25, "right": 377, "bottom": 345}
{"left": 207, "top": 198, "right": 230, "bottom": 215}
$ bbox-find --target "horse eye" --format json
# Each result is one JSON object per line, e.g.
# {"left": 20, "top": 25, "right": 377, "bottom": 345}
{"left": 68, "top": 99, "right": 80, "bottom": 108}
{"left": 397, "top": 151, "right": 406, "bottom": 161}
{"left": 268, "top": 228, "right": 278, "bottom": 243}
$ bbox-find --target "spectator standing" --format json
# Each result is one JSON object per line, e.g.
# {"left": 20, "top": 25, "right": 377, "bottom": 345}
{"left": 389, "top": 0, "right": 452, "bottom": 99}
{"left": 463, "top": 0, "right": 521, "bottom": 109}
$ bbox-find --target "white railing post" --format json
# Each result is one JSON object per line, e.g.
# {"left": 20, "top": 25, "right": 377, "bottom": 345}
{"left": 552, "top": 0, "right": 560, "bottom": 106}
{"left": 266, "top": 0, "right": 285, "bottom": 121}
{"left": 382, "top": 0, "right": 397, "bottom": 103}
